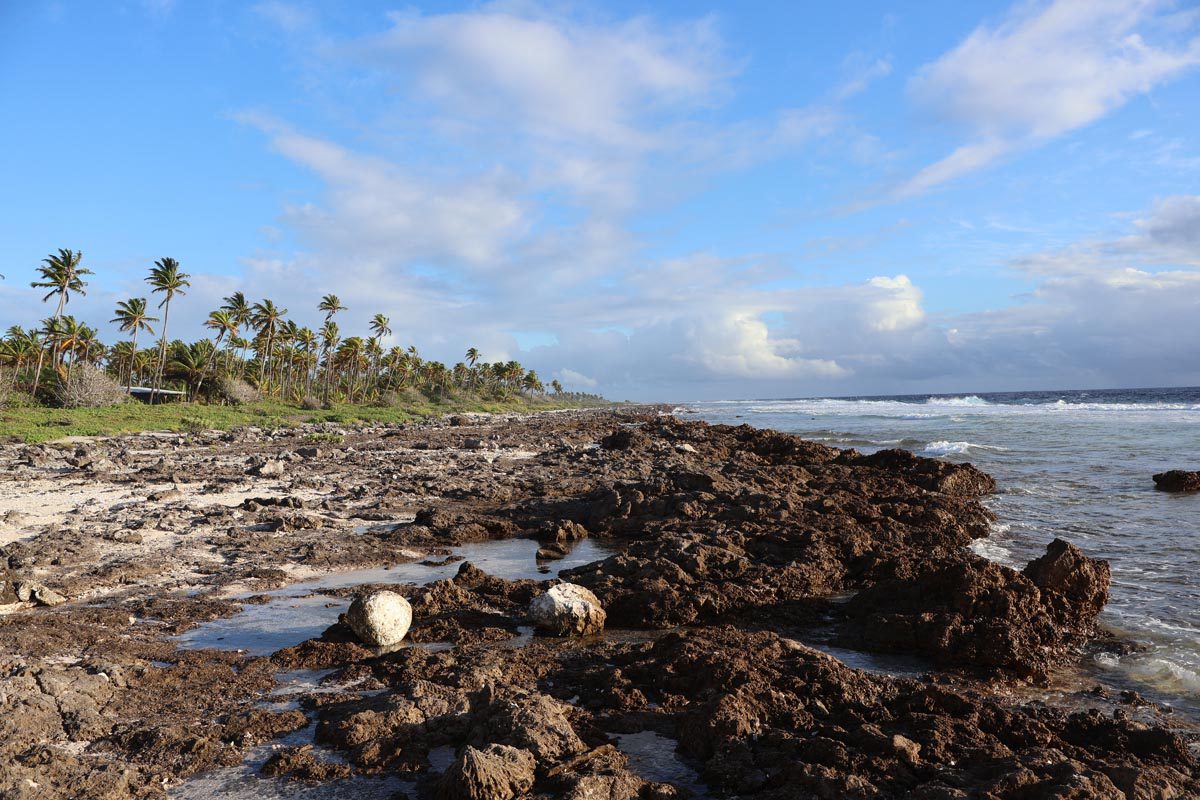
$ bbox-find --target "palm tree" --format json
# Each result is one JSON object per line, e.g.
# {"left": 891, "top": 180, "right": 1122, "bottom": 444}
{"left": 365, "top": 314, "right": 391, "bottom": 397}
{"left": 198, "top": 309, "right": 237, "bottom": 394}
{"left": 221, "top": 291, "right": 252, "bottom": 376}
{"left": 165, "top": 341, "right": 209, "bottom": 399}
{"left": 296, "top": 326, "right": 318, "bottom": 394}
{"left": 522, "top": 369, "right": 543, "bottom": 396}
{"left": 335, "top": 336, "right": 367, "bottom": 402}
{"left": 29, "top": 248, "right": 91, "bottom": 394}
{"left": 250, "top": 299, "right": 286, "bottom": 390}
{"left": 111, "top": 298, "right": 157, "bottom": 389}
{"left": 550, "top": 379, "right": 563, "bottom": 395}
{"left": 146, "top": 257, "right": 190, "bottom": 398}
{"left": 369, "top": 313, "right": 391, "bottom": 340}
{"left": 319, "top": 294, "right": 346, "bottom": 322}
{"left": 320, "top": 320, "right": 340, "bottom": 403}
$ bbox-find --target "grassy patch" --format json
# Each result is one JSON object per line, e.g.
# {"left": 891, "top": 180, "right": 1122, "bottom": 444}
{"left": 0, "top": 396, "right": 609, "bottom": 444}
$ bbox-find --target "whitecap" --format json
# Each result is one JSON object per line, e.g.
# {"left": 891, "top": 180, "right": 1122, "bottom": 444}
{"left": 925, "top": 395, "right": 992, "bottom": 407}
{"left": 923, "top": 440, "right": 1007, "bottom": 456}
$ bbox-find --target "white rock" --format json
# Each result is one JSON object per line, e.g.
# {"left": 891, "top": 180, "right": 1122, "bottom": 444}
{"left": 529, "top": 583, "right": 606, "bottom": 636}
{"left": 345, "top": 590, "right": 412, "bottom": 646}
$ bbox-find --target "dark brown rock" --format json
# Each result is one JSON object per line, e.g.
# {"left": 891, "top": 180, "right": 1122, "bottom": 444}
{"left": 1152, "top": 469, "right": 1200, "bottom": 492}
{"left": 438, "top": 744, "right": 535, "bottom": 800}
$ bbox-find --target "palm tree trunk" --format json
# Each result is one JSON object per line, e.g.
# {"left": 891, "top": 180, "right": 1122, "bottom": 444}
{"left": 259, "top": 329, "right": 273, "bottom": 394}
{"left": 128, "top": 330, "right": 139, "bottom": 391}
{"left": 153, "top": 299, "right": 171, "bottom": 402}
{"left": 31, "top": 293, "right": 67, "bottom": 398}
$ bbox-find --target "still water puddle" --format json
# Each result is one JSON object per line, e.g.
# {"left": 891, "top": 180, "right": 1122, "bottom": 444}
{"left": 176, "top": 538, "right": 613, "bottom": 655}
{"left": 615, "top": 731, "right": 707, "bottom": 796}
{"left": 169, "top": 720, "right": 414, "bottom": 800}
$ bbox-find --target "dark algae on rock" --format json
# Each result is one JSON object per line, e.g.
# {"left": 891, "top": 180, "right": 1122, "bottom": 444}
{"left": 0, "top": 409, "right": 1196, "bottom": 798}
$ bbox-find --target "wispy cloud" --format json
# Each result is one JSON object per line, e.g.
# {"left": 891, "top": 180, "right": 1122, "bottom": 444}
{"left": 834, "top": 52, "right": 892, "bottom": 100}
{"left": 895, "top": 0, "right": 1200, "bottom": 198}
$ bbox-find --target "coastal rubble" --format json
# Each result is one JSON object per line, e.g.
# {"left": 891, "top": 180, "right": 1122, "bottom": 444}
{"left": 0, "top": 409, "right": 1195, "bottom": 798}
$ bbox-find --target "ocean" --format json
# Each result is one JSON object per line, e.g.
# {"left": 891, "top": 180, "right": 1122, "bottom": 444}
{"left": 686, "top": 387, "right": 1200, "bottom": 717}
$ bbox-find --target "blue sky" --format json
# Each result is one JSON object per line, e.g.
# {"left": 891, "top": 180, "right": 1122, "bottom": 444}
{"left": 2, "top": 0, "right": 1199, "bottom": 399}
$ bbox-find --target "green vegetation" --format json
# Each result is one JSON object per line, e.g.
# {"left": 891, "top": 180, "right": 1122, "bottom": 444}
{"left": 1, "top": 249, "right": 607, "bottom": 421}
{"left": 0, "top": 396, "right": 602, "bottom": 444}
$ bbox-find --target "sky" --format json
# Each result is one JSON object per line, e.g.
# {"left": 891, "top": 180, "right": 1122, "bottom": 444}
{"left": 1, "top": 0, "right": 1199, "bottom": 401}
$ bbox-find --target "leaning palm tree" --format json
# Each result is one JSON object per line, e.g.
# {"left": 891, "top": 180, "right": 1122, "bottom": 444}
{"left": 367, "top": 314, "right": 391, "bottom": 396}
{"left": 146, "top": 257, "right": 190, "bottom": 398}
{"left": 29, "top": 248, "right": 91, "bottom": 394}
{"left": 319, "top": 320, "right": 340, "bottom": 403}
{"left": 111, "top": 298, "right": 157, "bottom": 389}
{"left": 250, "top": 299, "right": 286, "bottom": 391}
{"left": 198, "top": 310, "right": 238, "bottom": 395}
{"left": 221, "top": 291, "right": 252, "bottom": 375}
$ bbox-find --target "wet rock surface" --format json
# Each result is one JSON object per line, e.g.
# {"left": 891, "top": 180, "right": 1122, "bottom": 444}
{"left": 0, "top": 409, "right": 1194, "bottom": 798}
{"left": 1152, "top": 469, "right": 1200, "bottom": 492}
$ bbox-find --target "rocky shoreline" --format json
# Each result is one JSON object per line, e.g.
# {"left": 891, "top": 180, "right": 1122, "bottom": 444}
{"left": 0, "top": 408, "right": 1196, "bottom": 798}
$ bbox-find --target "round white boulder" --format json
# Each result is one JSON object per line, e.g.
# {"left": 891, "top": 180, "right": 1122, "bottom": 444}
{"left": 529, "top": 583, "right": 606, "bottom": 636}
{"left": 345, "top": 590, "right": 412, "bottom": 646}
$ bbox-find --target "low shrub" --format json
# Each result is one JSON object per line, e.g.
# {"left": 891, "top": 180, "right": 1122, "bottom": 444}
{"left": 301, "top": 395, "right": 322, "bottom": 410}
{"left": 53, "top": 365, "right": 127, "bottom": 408}
{"left": 214, "top": 375, "right": 260, "bottom": 405}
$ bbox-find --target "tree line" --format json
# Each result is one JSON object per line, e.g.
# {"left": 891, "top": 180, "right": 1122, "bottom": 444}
{"left": 1, "top": 249, "right": 598, "bottom": 406}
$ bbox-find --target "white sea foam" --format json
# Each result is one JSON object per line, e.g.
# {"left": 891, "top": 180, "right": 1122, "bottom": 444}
{"left": 1123, "top": 656, "right": 1200, "bottom": 695}
{"left": 923, "top": 440, "right": 1007, "bottom": 456}
{"left": 728, "top": 397, "right": 1200, "bottom": 419}
{"left": 969, "top": 537, "right": 1016, "bottom": 566}
{"left": 925, "top": 395, "right": 991, "bottom": 407}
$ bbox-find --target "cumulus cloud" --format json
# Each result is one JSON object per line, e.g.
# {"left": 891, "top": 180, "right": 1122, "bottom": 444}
{"left": 897, "top": 0, "right": 1200, "bottom": 197}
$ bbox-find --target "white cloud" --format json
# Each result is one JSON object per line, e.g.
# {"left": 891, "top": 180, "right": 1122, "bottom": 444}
{"left": 556, "top": 368, "right": 597, "bottom": 389}
{"left": 898, "top": 0, "right": 1200, "bottom": 196}
{"left": 835, "top": 53, "right": 892, "bottom": 99}
{"left": 253, "top": 1, "right": 315, "bottom": 32}
{"left": 359, "top": 7, "right": 728, "bottom": 151}
{"left": 245, "top": 118, "right": 527, "bottom": 268}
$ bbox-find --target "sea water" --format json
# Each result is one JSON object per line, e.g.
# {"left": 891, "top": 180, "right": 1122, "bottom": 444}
{"left": 687, "top": 387, "right": 1200, "bottom": 716}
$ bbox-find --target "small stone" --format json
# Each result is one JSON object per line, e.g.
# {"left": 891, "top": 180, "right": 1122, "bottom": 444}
{"left": 247, "top": 458, "right": 286, "bottom": 477}
{"left": 537, "top": 543, "right": 570, "bottom": 561}
{"left": 675, "top": 443, "right": 698, "bottom": 453}
{"left": 529, "top": 583, "right": 606, "bottom": 636}
{"left": 345, "top": 590, "right": 412, "bottom": 646}
{"left": 13, "top": 581, "right": 67, "bottom": 607}
{"left": 892, "top": 734, "right": 921, "bottom": 764}
{"left": 32, "top": 586, "right": 67, "bottom": 607}
{"left": 296, "top": 446, "right": 322, "bottom": 459}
